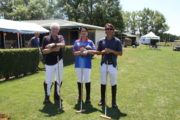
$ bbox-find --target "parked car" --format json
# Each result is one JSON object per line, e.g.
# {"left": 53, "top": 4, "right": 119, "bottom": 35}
{"left": 173, "top": 40, "right": 180, "bottom": 51}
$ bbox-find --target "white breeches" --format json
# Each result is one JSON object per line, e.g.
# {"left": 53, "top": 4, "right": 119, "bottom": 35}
{"left": 45, "top": 59, "right": 63, "bottom": 96}
{"left": 100, "top": 63, "right": 117, "bottom": 86}
{"left": 75, "top": 68, "right": 91, "bottom": 83}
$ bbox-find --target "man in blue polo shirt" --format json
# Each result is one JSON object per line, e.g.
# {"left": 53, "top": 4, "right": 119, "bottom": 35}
{"left": 29, "top": 32, "right": 40, "bottom": 48}
{"left": 73, "top": 27, "right": 96, "bottom": 104}
{"left": 97, "top": 23, "right": 123, "bottom": 108}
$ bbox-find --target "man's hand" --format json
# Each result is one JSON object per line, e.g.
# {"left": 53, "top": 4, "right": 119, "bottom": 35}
{"left": 101, "top": 48, "right": 113, "bottom": 54}
{"left": 101, "top": 48, "right": 122, "bottom": 56}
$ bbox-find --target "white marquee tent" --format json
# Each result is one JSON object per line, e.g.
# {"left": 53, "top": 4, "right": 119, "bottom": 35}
{"left": 0, "top": 19, "right": 49, "bottom": 34}
{"left": 140, "top": 32, "right": 160, "bottom": 44}
{"left": 0, "top": 19, "right": 49, "bottom": 48}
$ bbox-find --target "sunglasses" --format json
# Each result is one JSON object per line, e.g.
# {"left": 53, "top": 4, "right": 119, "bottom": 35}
{"left": 105, "top": 28, "right": 114, "bottom": 30}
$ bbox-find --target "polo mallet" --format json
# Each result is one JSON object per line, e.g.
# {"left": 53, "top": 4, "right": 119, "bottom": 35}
{"left": 57, "top": 56, "right": 62, "bottom": 111}
{"left": 100, "top": 56, "right": 112, "bottom": 120}
{"left": 76, "top": 56, "right": 86, "bottom": 113}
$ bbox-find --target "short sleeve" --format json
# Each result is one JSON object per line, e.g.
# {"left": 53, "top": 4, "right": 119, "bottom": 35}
{"left": 97, "top": 41, "right": 103, "bottom": 51}
{"left": 73, "top": 40, "right": 78, "bottom": 52}
{"left": 90, "top": 41, "right": 96, "bottom": 50}
{"left": 116, "top": 40, "right": 123, "bottom": 52}
{"left": 58, "top": 35, "right": 65, "bottom": 44}
{"left": 42, "top": 37, "right": 47, "bottom": 49}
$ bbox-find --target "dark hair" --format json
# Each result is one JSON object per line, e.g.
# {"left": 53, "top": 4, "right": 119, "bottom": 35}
{"left": 80, "top": 27, "right": 88, "bottom": 32}
{"left": 104, "top": 23, "right": 115, "bottom": 30}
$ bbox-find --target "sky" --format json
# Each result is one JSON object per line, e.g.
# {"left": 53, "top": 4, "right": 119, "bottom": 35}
{"left": 120, "top": 0, "right": 180, "bottom": 36}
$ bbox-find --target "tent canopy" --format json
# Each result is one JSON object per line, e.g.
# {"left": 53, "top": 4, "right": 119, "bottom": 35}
{"left": 0, "top": 19, "right": 49, "bottom": 34}
{"left": 25, "top": 19, "right": 105, "bottom": 30}
{"left": 141, "top": 32, "right": 160, "bottom": 40}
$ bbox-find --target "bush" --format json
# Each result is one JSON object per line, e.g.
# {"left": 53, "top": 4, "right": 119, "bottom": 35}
{"left": 63, "top": 46, "right": 74, "bottom": 66}
{"left": 0, "top": 48, "right": 39, "bottom": 79}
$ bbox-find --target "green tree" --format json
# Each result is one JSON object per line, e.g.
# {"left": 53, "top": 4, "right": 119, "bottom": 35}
{"left": 57, "top": 0, "right": 83, "bottom": 21}
{"left": 57, "top": 0, "right": 124, "bottom": 31}
{"left": 0, "top": 0, "right": 59, "bottom": 20}
{"left": 122, "top": 8, "right": 169, "bottom": 35}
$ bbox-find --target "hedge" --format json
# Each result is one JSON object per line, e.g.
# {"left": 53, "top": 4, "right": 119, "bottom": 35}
{"left": 63, "top": 46, "right": 74, "bottom": 66}
{"left": 0, "top": 48, "right": 39, "bottom": 79}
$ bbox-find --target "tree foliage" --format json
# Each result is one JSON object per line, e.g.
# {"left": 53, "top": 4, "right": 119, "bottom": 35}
{"left": 57, "top": 0, "right": 124, "bottom": 31}
{"left": 0, "top": 0, "right": 63, "bottom": 20}
{"left": 122, "top": 8, "right": 169, "bottom": 36}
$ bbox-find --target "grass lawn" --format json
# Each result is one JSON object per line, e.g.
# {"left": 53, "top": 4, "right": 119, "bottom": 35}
{"left": 0, "top": 45, "right": 179, "bottom": 120}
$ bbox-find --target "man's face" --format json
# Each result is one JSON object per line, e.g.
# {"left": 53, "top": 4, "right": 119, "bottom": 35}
{"left": 35, "top": 33, "right": 40, "bottom": 38}
{"left": 105, "top": 26, "right": 114, "bottom": 36}
{"left": 51, "top": 27, "right": 59, "bottom": 36}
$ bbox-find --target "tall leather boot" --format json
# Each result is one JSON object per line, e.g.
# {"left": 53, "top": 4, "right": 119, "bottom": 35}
{"left": 54, "top": 81, "right": 63, "bottom": 103}
{"left": 77, "top": 82, "right": 82, "bottom": 103}
{"left": 112, "top": 85, "right": 118, "bottom": 108}
{"left": 98, "top": 84, "right": 106, "bottom": 106}
{"left": 85, "top": 82, "right": 91, "bottom": 104}
{"left": 43, "top": 82, "right": 52, "bottom": 104}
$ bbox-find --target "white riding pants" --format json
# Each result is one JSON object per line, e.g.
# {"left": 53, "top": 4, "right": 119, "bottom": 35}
{"left": 75, "top": 68, "right": 91, "bottom": 83}
{"left": 45, "top": 59, "right": 63, "bottom": 96}
{"left": 100, "top": 63, "right": 117, "bottom": 86}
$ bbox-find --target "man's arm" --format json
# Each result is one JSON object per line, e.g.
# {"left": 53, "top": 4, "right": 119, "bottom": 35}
{"left": 56, "top": 35, "right": 65, "bottom": 48}
{"left": 105, "top": 40, "right": 123, "bottom": 56}
{"left": 56, "top": 42, "right": 65, "bottom": 48}
{"left": 42, "top": 47, "right": 59, "bottom": 54}
{"left": 103, "top": 48, "right": 123, "bottom": 56}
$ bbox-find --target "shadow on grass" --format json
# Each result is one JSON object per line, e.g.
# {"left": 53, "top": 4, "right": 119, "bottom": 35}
{"left": 39, "top": 102, "right": 64, "bottom": 117}
{"left": 0, "top": 72, "right": 39, "bottom": 84}
{"left": 73, "top": 102, "right": 98, "bottom": 114}
{"left": 99, "top": 106, "right": 127, "bottom": 120}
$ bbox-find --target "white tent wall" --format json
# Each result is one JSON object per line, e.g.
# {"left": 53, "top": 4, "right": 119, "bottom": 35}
{"left": 95, "top": 30, "right": 106, "bottom": 46}
{"left": 140, "top": 32, "right": 160, "bottom": 45}
{"left": 140, "top": 38, "right": 151, "bottom": 44}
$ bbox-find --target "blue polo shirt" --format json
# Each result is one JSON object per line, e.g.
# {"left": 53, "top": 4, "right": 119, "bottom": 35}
{"left": 97, "top": 37, "right": 122, "bottom": 67}
{"left": 73, "top": 39, "right": 96, "bottom": 68}
{"left": 30, "top": 37, "right": 39, "bottom": 48}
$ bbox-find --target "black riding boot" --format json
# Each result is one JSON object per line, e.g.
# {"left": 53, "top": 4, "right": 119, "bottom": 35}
{"left": 43, "top": 82, "right": 52, "bottom": 104}
{"left": 112, "top": 85, "right": 118, "bottom": 108}
{"left": 77, "top": 82, "right": 83, "bottom": 103}
{"left": 54, "top": 81, "right": 63, "bottom": 104}
{"left": 98, "top": 84, "right": 106, "bottom": 106}
{"left": 85, "top": 82, "right": 91, "bottom": 104}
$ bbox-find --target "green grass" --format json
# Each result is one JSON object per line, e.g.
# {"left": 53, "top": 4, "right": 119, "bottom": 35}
{"left": 0, "top": 46, "right": 179, "bottom": 120}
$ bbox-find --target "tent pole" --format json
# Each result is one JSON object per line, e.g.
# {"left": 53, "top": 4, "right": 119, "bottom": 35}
{"left": 20, "top": 35, "right": 22, "bottom": 48}
{"left": 3, "top": 35, "right": 6, "bottom": 49}
{"left": 17, "top": 34, "right": 20, "bottom": 48}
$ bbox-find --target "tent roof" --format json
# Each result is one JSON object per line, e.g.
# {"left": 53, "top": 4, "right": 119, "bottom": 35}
{"left": 25, "top": 19, "right": 105, "bottom": 30}
{"left": 141, "top": 32, "right": 160, "bottom": 40}
{"left": 122, "top": 32, "right": 136, "bottom": 37}
{"left": 0, "top": 19, "right": 49, "bottom": 34}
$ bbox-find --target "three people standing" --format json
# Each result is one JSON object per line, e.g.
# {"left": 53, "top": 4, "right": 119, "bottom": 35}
{"left": 41, "top": 23, "right": 123, "bottom": 109}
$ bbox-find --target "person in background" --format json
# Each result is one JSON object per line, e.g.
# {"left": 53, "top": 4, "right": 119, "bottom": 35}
{"left": 28, "top": 32, "right": 40, "bottom": 48}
